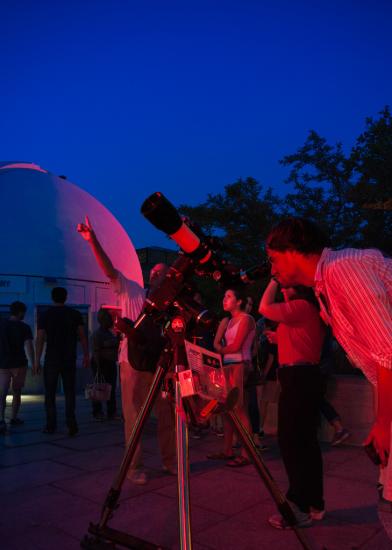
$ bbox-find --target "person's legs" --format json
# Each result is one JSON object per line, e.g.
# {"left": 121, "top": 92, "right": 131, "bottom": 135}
{"left": 43, "top": 365, "right": 59, "bottom": 431}
{"left": 278, "top": 366, "right": 324, "bottom": 514}
{"left": 246, "top": 384, "right": 261, "bottom": 435}
{"left": 101, "top": 360, "right": 117, "bottom": 418}
{"left": 120, "top": 362, "right": 152, "bottom": 470}
{"left": 155, "top": 392, "right": 176, "bottom": 471}
{"left": 61, "top": 364, "right": 77, "bottom": 433}
{"left": 90, "top": 359, "right": 103, "bottom": 418}
{"left": 0, "top": 370, "right": 12, "bottom": 431}
{"left": 10, "top": 367, "right": 27, "bottom": 422}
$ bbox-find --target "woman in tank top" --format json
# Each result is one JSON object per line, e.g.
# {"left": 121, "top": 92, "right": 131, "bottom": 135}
{"left": 207, "top": 287, "right": 256, "bottom": 467}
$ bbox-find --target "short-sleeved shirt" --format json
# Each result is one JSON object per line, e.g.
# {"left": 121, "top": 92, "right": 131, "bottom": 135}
{"left": 274, "top": 300, "right": 325, "bottom": 366}
{"left": 0, "top": 318, "right": 8, "bottom": 368}
{"left": 112, "top": 271, "right": 146, "bottom": 364}
{"left": 3, "top": 319, "right": 33, "bottom": 369}
{"left": 38, "top": 306, "right": 84, "bottom": 364}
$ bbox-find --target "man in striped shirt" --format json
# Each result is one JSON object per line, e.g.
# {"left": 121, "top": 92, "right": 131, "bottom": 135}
{"left": 265, "top": 217, "right": 392, "bottom": 503}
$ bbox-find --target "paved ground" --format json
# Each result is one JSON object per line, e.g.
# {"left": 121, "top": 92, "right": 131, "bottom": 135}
{"left": 1, "top": 395, "right": 392, "bottom": 550}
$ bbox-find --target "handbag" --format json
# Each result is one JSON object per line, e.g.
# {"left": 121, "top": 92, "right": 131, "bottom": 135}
{"left": 85, "top": 368, "right": 112, "bottom": 401}
{"left": 245, "top": 356, "right": 265, "bottom": 387}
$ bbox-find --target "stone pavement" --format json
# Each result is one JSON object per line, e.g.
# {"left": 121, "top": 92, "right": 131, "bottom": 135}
{"left": 0, "top": 395, "right": 391, "bottom": 550}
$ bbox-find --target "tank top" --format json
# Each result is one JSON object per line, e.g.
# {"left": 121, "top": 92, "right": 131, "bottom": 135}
{"left": 223, "top": 313, "right": 256, "bottom": 365}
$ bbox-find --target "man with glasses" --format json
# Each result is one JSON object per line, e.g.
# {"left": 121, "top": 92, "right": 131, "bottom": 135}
{"left": 264, "top": 217, "right": 392, "bottom": 507}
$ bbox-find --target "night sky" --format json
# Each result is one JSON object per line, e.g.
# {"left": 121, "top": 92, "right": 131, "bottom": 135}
{"left": 2, "top": 0, "right": 391, "bottom": 248}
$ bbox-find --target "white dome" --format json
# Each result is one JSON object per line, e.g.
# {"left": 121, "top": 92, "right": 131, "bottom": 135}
{"left": 0, "top": 162, "right": 143, "bottom": 286}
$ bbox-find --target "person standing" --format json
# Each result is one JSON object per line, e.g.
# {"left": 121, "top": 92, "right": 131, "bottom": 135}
{"left": 208, "top": 288, "right": 255, "bottom": 467}
{"left": 91, "top": 308, "right": 120, "bottom": 421}
{"left": 260, "top": 282, "right": 325, "bottom": 529}
{"left": 77, "top": 217, "right": 176, "bottom": 485}
{"left": 35, "top": 287, "right": 89, "bottom": 436}
{"left": 265, "top": 217, "right": 392, "bottom": 503}
{"left": 0, "top": 301, "right": 34, "bottom": 433}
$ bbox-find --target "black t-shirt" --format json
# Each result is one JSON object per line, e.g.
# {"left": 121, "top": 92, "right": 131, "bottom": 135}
{"left": 5, "top": 319, "right": 33, "bottom": 368}
{"left": 0, "top": 318, "right": 10, "bottom": 369}
{"left": 38, "top": 306, "right": 83, "bottom": 364}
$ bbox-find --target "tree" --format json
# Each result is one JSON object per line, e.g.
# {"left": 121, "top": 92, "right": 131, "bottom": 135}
{"left": 179, "top": 177, "right": 282, "bottom": 309}
{"left": 280, "top": 107, "right": 392, "bottom": 253}
{"left": 349, "top": 106, "right": 392, "bottom": 252}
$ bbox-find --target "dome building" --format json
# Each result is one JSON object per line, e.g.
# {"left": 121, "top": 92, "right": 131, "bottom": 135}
{"left": 0, "top": 161, "right": 144, "bottom": 392}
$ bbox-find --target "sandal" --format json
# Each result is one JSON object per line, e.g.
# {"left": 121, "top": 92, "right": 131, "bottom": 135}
{"left": 207, "top": 452, "right": 234, "bottom": 460}
{"left": 226, "top": 455, "right": 251, "bottom": 467}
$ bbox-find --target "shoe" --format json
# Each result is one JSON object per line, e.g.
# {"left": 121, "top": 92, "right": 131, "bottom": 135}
{"left": 107, "top": 414, "right": 122, "bottom": 421}
{"left": 269, "top": 502, "right": 312, "bottom": 530}
{"left": 226, "top": 455, "right": 251, "bottom": 467}
{"left": 93, "top": 413, "right": 105, "bottom": 422}
{"left": 162, "top": 465, "right": 177, "bottom": 476}
{"left": 68, "top": 425, "right": 79, "bottom": 437}
{"left": 257, "top": 444, "right": 269, "bottom": 451}
{"left": 0, "top": 421, "right": 8, "bottom": 435}
{"left": 10, "top": 418, "right": 24, "bottom": 425}
{"left": 42, "top": 427, "right": 56, "bottom": 434}
{"left": 331, "top": 428, "right": 350, "bottom": 446}
{"left": 207, "top": 452, "right": 235, "bottom": 460}
{"left": 190, "top": 428, "right": 201, "bottom": 439}
{"left": 310, "top": 507, "right": 326, "bottom": 520}
{"left": 215, "top": 430, "right": 224, "bottom": 438}
{"left": 127, "top": 470, "right": 148, "bottom": 485}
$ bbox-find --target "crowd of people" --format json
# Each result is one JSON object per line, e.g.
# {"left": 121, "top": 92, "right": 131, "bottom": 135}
{"left": 0, "top": 214, "right": 390, "bottom": 533}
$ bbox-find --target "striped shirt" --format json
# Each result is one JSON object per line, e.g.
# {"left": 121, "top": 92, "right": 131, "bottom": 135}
{"left": 314, "top": 248, "right": 392, "bottom": 386}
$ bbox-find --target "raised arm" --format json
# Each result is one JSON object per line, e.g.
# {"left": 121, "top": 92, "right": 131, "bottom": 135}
{"left": 77, "top": 216, "right": 117, "bottom": 281}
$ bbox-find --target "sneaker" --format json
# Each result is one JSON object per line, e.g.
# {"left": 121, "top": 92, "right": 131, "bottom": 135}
{"left": 0, "top": 421, "right": 8, "bottom": 435}
{"left": 68, "top": 425, "right": 79, "bottom": 437}
{"left": 331, "top": 428, "right": 350, "bottom": 446}
{"left": 93, "top": 413, "right": 105, "bottom": 422}
{"left": 162, "top": 465, "right": 177, "bottom": 476}
{"left": 127, "top": 470, "right": 148, "bottom": 485}
{"left": 10, "top": 418, "right": 24, "bottom": 425}
{"left": 107, "top": 414, "right": 122, "bottom": 421}
{"left": 310, "top": 507, "right": 326, "bottom": 520}
{"left": 268, "top": 501, "right": 312, "bottom": 530}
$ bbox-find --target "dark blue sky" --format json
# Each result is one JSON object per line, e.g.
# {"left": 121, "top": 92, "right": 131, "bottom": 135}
{"left": 1, "top": 0, "right": 391, "bottom": 248}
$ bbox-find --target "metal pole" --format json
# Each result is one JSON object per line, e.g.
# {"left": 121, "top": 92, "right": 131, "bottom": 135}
{"left": 175, "top": 364, "right": 192, "bottom": 550}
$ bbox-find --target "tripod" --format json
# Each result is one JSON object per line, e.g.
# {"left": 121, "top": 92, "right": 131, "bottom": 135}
{"left": 81, "top": 315, "right": 315, "bottom": 550}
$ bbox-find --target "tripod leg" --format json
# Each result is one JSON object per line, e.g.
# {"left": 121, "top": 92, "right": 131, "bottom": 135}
{"left": 226, "top": 410, "right": 315, "bottom": 550}
{"left": 175, "top": 368, "right": 192, "bottom": 550}
{"left": 96, "top": 364, "right": 167, "bottom": 529}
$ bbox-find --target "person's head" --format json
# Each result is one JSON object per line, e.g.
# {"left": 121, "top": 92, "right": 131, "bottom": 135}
{"left": 244, "top": 296, "right": 254, "bottom": 314}
{"left": 149, "top": 263, "right": 169, "bottom": 287}
{"left": 51, "top": 287, "right": 67, "bottom": 304}
{"left": 97, "top": 308, "right": 113, "bottom": 329}
{"left": 266, "top": 217, "right": 330, "bottom": 287}
{"left": 222, "top": 287, "right": 246, "bottom": 315}
{"left": 10, "top": 301, "right": 27, "bottom": 319}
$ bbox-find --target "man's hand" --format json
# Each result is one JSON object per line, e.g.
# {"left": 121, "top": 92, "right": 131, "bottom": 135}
{"left": 364, "top": 420, "right": 391, "bottom": 467}
{"left": 32, "top": 362, "right": 41, "bottom": 376}
{"left": 77, "top": 216, "right": 95, "bottom": 242}
{"left": 82, "top": 355, "right": 90, "bottom": 369}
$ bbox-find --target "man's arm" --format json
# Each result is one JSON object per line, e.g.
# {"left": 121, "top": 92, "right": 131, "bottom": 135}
{"left": 259, "top": 279, "right": 307, "bottom": 323}
{"left": 77, "top": 216, "right": 117, "bottom": 281}
{"left": 78, "top": 326, "right": 89, "bottom": 369}
{"left": 25, "top": 339, "right": 34, "bottom": 368}
{"left": 34, "top": 329, "right": 46, "bottom": 375}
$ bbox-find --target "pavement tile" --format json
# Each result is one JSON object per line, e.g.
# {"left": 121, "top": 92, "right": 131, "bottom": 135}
{"left": 0, "top": 459, "right": 83, "bottom": 494}
{"left": 157, "top": 467, "right": 269, "bottom": 515}
{"left": 0, "top": 442, "right": 73, "bottom": 467}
